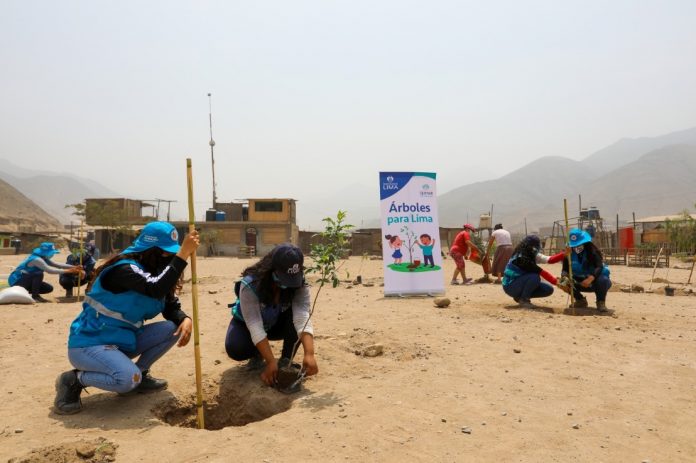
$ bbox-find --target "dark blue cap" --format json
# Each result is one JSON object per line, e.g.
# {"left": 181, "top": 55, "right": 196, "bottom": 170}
{"left": 271, "top": 244, "right": 304, "bottom": 288}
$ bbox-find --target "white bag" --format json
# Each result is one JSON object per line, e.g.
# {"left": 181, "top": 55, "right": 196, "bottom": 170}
{"left": 0, "top": 286, "right": 35, "bottom": 304}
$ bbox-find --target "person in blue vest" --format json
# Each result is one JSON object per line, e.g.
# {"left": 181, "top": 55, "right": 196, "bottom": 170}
{"left": 9, "top": 242, "right": 84, "bottom": 303}
{"left": 562, "top": 228, "right": 612, "bottom": 312}
{"left": 502, "top": 235, "right": 567, "bottom": 308}
{"left": 53, "top": 222, "right": 199, "bottom": 415}
{"left": 225, "top": 244, "right": 318, "bottom": 387}
{"left": 59, "top": 244, "right": 97, "bottom": 298}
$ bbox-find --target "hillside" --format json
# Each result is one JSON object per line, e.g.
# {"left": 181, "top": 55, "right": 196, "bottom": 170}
{"left": 0, "top": 159, "right": 120, "bottom": 224}
{"left": 0, "top": 178, "right": 63, "bottom": 232}
{"left": 581, "top": 126, "right": 696, "bottom": 174}
{"left": 437, "top": 143, "right": 696, "bottom": 233}
{"left": 583, "top": 144, "right": 696, "bottom": 217}
{"left": 438, "top": 156, "right": 588, "bottom": 229}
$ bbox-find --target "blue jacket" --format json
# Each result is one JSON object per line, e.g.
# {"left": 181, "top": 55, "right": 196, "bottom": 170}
{"left": 68, "top": 259, "right": 165, "bottom": 352}
{"left": 8, "top": 255, "right": 43, "bottom": 286}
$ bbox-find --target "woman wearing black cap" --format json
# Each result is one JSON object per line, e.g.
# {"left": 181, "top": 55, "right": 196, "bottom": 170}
{"left": 225, "top": 244, "right": 318, "bottom": 386}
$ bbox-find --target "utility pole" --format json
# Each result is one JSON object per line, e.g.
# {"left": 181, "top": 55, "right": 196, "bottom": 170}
{"left": 208, "top": 93, "right": 217, "bottom": 209}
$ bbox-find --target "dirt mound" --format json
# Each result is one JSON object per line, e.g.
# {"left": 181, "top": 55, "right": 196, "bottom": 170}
{"left": 8, "top": 437, "right": 117, "bottom": 463}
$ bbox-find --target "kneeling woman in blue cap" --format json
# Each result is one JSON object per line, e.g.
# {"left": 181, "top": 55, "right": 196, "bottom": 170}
{"left": 563, "top": 228, "right": 612, "bottom": 312}
{"left": 225, "top": 244, "right": 318, "bottom": 387}
{"left": 54, "top": 222, "right": 199, "bottom": 414}
{"left": 9, "top": 242, "right": 84, "bottom": 303}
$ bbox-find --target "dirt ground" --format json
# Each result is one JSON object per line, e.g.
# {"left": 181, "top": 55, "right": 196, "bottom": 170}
{"left": 1, "top": 254, "right": 695, "bottom": 462}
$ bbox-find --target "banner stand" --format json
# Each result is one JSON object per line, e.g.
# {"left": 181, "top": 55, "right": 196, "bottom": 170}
{"left": 379, "top": 172, "right": 445, "bottom": 297}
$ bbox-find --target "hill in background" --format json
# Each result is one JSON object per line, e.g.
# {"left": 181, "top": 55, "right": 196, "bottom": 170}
{"left": 0, "top": 178, "right": 63, "bottom": 232}
{"left": 0, "top": 158, "right": 120, "bottom": 224}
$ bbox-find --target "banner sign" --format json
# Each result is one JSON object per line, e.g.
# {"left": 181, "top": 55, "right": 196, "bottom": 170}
{"left": 379, "top": 172, "right": 444, "bottom": 296}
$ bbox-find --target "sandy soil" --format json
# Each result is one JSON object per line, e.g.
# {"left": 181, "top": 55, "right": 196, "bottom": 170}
{"left": 1, "top": 254, "right": 695, "bottom": 462}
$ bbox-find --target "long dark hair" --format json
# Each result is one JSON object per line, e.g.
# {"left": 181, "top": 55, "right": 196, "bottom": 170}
{"left": 576, "top": 241, "right": 604, "bottom": 260}
{"left": 241, "top": 251, "right": 300, "bottom": 305}
{"left": 512, "top": 235, "right": 541, "bottom": 259}
{"left": 88, "top": 247, "right": 180, "bottom": 296}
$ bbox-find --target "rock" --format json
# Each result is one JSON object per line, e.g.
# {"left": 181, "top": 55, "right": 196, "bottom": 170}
{"left": 631, "top": 284, "right": 645, "bottom": 293}
{"left": 362, "top": 344, "right": 384, "bottom": 357}
{"left": 363, "top": 282, "right": 375, "bottom": 287}
{"left": 352, "top": 279, "right": 361, "bottom": 285}
{"left": 76, "top": 444, "right": 96, "bottom": 458}
{"left": 46, "top": 318, "right": 53, "bottom": 323}
{"left": 502, "top": 411, "right": 507, "bottom": 416}
{"left": 433, "top": 297, "right": 451, "bottom": 308}
{"left": 214, "top": 359, "right": 221, "bottom": 365}
{"left": 572, "top": 424, "right": 580, "bottom": 429}
{"left": 208, "top": 290, "right": 218, "bottom": 294}
{"left": 441, "top": 418, "right": 447, "bottom": 422}
{"left": 14, "top": 428, "right": 23, "bottom": 433}
{"left": 567, "top": 412, "right": 573, "bottom": 416}
{"left": 513, "top": 348, "right": 522, "bottom": 354}
{"left": 461, "top": 426, "right": 472, "bottom": 434}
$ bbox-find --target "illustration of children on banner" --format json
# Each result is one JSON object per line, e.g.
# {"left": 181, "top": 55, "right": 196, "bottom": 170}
{"left": 384, "top": 226, "right": 441, "bottom": 273}
{"left": 384, "top": 234, "right": 403, "bottom": 264}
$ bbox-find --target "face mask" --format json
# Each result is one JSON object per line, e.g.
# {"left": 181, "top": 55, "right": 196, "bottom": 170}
{"left": 272, "top": 273, "right": 288, "bottom": 289}
{"left": 574, "top": 245, "right": 584, "bottom": 254}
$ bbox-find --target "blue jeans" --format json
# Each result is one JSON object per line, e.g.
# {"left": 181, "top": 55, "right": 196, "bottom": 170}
{"left": 225, "top": 308, "right": 298, "bottom": 361}
{"left": 571, "top": 275, "right": 612, "bottom": 302}
{"left": 13, "top": 272, "right": 52, "bottom": 296}
{"left": 68, "top": 321, "right": 179, "bottom": 394}
{"left": 504, "top": 273, "right": 554, "bottom": 301}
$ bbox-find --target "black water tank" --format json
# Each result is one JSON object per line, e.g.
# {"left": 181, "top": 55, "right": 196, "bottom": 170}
{"left": 206, "top": 209, "right": 217, "bottom": 222}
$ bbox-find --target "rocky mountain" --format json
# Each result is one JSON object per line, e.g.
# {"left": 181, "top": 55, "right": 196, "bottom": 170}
{"left": 0, "top": 159, "right": 120, "bottom": 224}
{"left": 0, "top": 178, "right": 64, "bottom": 232}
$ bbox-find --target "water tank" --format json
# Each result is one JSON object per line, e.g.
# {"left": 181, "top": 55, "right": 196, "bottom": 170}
{"left": 215, "top": 211, "right": 226, "bottom": 221}
{"left": 206, "top": 209, "right": 217, "bottom": 222}
{"left": 478, "top": 214, "right": 492, "bottom": 230}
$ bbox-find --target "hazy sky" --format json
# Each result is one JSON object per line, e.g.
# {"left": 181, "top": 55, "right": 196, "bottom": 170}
{"left": 2, "top": 1, "right": 696, "bottom": 227}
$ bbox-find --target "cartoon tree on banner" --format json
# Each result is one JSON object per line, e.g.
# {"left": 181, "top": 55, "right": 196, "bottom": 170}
{"left": 400, "top": 225, "right": 418, "bottom": 263}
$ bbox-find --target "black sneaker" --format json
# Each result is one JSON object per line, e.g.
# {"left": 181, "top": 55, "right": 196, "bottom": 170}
{"left": 245, "top": 355, "right": 266, "bottom": 371}
{"left": 54, "top": 370, "right": 83, "bottom": 415}
{"left": 571, "top": 298, "right": 589, "bottom": 309}
{"left": 119, "top": 370, "right": 168, "bottom": 396}
{"left": 33, "top": 295, "right": 50, "bottom": 303}
{"left": 65, "top": 288, "right": 73, "bottom": 298}
{"left": 137, "top": 370, "right": 168, "bottom": 391}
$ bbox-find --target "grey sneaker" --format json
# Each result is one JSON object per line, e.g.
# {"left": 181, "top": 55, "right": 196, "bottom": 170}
{"left": 518, "top": 299, "right": 535, "bottom": 309}
{"left": 54, "top": 370, "right": 83, "bottom": 415}
{"left": 596, "top": 301, "right": 609, "bottom": 313}
{"left": 571, "top": 298, "right": 589, "bottom": 309}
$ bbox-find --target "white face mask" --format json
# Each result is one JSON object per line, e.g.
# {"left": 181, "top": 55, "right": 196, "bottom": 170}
{"left": 574, "top": 245, "right": 584, "bottom": 254}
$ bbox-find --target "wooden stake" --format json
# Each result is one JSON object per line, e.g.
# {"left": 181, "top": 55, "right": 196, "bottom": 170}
{"left": 648, "top": 247, "right": 664, "bottom": 292}
{"left": 687, "top": 257, "right": 695, "bottom": 286}
{"left": 186, "top": 158, "right": 205, "bottom": 430}
{"left": 76, "top": 220, "right": 84, "bottom": 301}
{"left": 564, "top": 199, "right": 575, "bottom": 313}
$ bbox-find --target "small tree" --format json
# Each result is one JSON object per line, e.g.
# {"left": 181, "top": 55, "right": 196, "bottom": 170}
{"left": 289, "top": 210, "right": 353, "bottom": 362}
{"left": 85, "top": 200, "right": 132, "bottom": 253}
{"left": 399, "top": 225, "right": 418, "bottom": 263}
{"left": 665, "top": 208, "right": 696, "bottom": 253}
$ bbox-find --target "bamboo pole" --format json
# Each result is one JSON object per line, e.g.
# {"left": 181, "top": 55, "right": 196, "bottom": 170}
{"left": 687, "top": 257, "right": 695, "bottom": 285}
{"left": 563, "top": 199, "right": 575, "bottom": 313}
{"left": 186, "top": 158, "right": 205, "bottom": 430}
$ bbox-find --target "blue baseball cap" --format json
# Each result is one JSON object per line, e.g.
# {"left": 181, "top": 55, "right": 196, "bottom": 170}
{"left": 33, "top": 242, "right": 60, "bottom": 258}
{"left": 272, "top": 244, "right": 304, "bottom": 288}
{"left": 121, "top": 221, "right": 181, "bottom": 255}
{"left": 568, "top": 228, "right": 592, "bottom": 247}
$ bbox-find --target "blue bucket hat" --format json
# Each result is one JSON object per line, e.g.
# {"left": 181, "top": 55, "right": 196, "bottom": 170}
{"left": 568, "top": 228, "right": 592, "bottom": 247}
{"left": 33, "top": 242, "right": 60, "bottom": 258}
{"left": 121, "top": 221, "right": 181, "bottom": 255}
